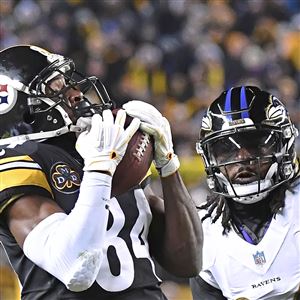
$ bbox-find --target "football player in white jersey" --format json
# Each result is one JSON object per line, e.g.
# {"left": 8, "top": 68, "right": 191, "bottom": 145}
{"left": 190, "top": 86, "right": 300, "bottom": 300}
{"left": 0, "top": 45, "right": 203, "bottom": 300}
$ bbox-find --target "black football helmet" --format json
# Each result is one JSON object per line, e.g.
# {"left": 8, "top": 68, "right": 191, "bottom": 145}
{"left": 196, "top": 86, "right": 299, "bottom": 204}
{"left": 0, "top": 45, "right": 112, "bottom": 147}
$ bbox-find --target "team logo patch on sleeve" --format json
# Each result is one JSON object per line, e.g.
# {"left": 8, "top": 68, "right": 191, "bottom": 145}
{"left": 51, "top": 162, "right": 81, "bottom": 194}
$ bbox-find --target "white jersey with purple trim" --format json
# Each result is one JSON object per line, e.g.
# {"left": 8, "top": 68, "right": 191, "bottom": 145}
{"left": 199, "top": 184, "right": 300, "bottom": 300}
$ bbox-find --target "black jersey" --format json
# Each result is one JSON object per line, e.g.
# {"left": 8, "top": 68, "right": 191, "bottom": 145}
{"left": 0, "top": 140, "right": 165, "bottom": 300}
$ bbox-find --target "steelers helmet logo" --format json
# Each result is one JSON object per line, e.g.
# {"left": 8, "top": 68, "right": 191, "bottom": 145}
{"left": 51, "top": 162, "right": 81, "bottom": 194}
{"left": 0, "top": 75, "right": 17, "bottom": 115}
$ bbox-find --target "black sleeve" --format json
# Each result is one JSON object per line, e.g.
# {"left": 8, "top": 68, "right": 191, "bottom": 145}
{"left": 190, "top": 275, "right": 226, "bottom": 300}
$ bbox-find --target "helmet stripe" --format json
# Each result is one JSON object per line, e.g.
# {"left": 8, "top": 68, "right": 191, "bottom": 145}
{"left": 240, "top": 86, "right": 249, "bottom": 118}
{"left": 224, "top": 88, "right": 233, "bottom": 120}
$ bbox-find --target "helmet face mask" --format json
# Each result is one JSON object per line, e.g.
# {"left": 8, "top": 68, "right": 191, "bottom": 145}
{"left": 196, "top": 86, "right": 298, "bottom": 204}
{"left": 0, "top": 45, "right": 112, "bottom": 147}
{"left": 206, "top": 130, "right": 279, "bottom": 166}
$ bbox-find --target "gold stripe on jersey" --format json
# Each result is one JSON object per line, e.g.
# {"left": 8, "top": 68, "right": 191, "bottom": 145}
{"left": 0, "top": 155, "right": 53, "bottom": 196}
{"left": 1, "top": 168, "right": 52, "bottom": 194}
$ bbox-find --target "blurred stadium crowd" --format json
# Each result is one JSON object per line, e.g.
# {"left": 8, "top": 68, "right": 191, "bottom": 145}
{"left": 1, "top": 0, "right": 300, "bottom": 159}
{"left": 0, "top": 1, "right": 300, "bottom": 299}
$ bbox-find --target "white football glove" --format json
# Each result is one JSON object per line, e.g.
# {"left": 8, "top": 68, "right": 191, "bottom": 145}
{"left": 76, "top": 109, "right": 140, "bottom": 176}
{"left": 123, "top": 100, "right": 180, "bottom": 177}
{"left": 72, "top": 117, "right": 93, "bottom": 137}
{"left": 76, "top": 117, "right": 92, "bottom": 131}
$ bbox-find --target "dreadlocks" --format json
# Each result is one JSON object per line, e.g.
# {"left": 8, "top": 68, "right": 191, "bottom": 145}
{"left": 198, "top": 172, "right": 300, "bottom": 235}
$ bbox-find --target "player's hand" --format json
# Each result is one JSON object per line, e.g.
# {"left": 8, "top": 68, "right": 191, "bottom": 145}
{"left": 76, "top": 116, "right": 92, "bottom": 131}
{"left": 73, "top": 116, "right": 92, "bottom": 137}
{"left": 123, "top": 100, "right": 180, "bottom": 177}
{"left": 76, "top": 109, "right": 140, "bottom": 176}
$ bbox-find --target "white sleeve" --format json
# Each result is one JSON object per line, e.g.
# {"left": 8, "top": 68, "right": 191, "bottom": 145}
{"left": 200, "top": 269, "right": 220, "bottom": 289}
{"left": 23, "top": 172, "right": 111, "bottom": 292}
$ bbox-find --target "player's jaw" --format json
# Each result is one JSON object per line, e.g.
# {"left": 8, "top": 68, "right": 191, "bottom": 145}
{"left": 223, "top": 160, "right": 272, "bottom": 185}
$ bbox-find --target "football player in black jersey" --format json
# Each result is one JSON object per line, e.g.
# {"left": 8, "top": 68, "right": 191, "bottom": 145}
{"left": 0, "top": 45, "right": 203, "bottom": 300}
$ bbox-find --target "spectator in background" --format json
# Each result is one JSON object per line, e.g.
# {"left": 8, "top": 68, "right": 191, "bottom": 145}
{"left": 0, "top": 243, "right": 21, "bottom": 300}
{"left": 1, "top": 0, "right": 299, "bottom": 158}
{"left": 1, "top": 1, "right": 300, "bottom": 298}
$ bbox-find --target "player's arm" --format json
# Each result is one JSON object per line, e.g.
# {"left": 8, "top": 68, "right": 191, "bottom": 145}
{"left": 4, "top": 171, "right": 111, "bottom": 292}
{"left": 190, "top": 276, "right": 226, "bottom": 300}
{"left": 123, "top": 101, "right": 203, "bottom": 277}
{"left": 144, "top": 173, "right": 203, "bottom": 277}
{"left": 5, "top": 194, "right": 64, "bottom": 247}
{"left": 2, "top": 110, "right": 140, "bottom": 292}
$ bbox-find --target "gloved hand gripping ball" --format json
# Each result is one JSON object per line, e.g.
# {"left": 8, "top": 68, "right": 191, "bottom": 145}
{"left": 76, "top": 110, "right": 139, "bottom": 176}
{"left": 123, "top": 101, "right": 180, "bottom": 177}
{"left": 76, "top": 109, "right": 154, "bottom": 197}
{"left": 111, "top": 109, "right": 154, "bottom": 197}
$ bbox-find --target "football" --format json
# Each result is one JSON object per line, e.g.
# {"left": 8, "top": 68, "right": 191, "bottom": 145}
{"left": 111, "top": 109, "right": 154, "bottom": 197}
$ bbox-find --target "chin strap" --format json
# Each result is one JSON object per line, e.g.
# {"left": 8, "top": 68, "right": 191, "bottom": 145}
{"left": 0, "top": 126, "right": 71, "bottom": 148}
{"left": 232, "top": 189, "right": 270, "bottom": 204}
{"left": 0, "top": 118, "right": 95, "bottom": 149}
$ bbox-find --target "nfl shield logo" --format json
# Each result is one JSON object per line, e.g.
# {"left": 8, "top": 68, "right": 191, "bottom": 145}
{"left": 253, "top": 251, "right": 266, "bottom": 266}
